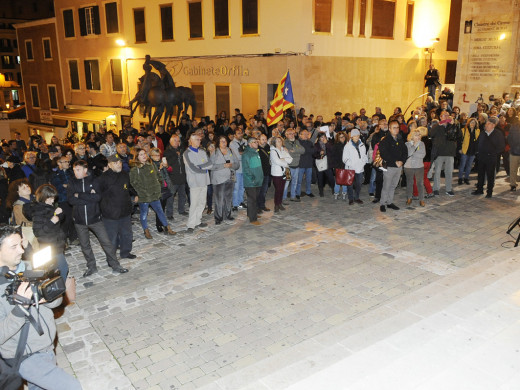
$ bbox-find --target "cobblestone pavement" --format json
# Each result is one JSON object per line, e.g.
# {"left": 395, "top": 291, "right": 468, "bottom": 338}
{"left": 53, "top": 171, "right": 519, "bottom": 389}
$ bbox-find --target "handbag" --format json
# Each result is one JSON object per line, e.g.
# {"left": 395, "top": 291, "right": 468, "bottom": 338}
{"left": 315, "top": 156, "right": 328, "bottom": 172}
{"left": 282, "top": 167, "right": 291, "bottom": 181}
{"left": 335, "top": 168, "right": 355, "bottom": 186}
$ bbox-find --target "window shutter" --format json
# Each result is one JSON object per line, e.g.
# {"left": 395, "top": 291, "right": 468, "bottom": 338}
{"left": 78, "top": 7, "right": 87, "bottom": 36}
{"left": 93, "top": 6, "right": 101, "bottom": 35}
{"left": 84, "top": 60, "right": 92, "bottom": 90}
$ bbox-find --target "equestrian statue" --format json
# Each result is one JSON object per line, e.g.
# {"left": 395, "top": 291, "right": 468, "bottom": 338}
{"left": 129, "top": 55, "right": 196, "bottom": 129}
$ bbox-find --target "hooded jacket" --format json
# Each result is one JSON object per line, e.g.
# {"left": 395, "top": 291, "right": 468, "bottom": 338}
{"left": 22, "top": 202, "right": 66, "bottom": 251}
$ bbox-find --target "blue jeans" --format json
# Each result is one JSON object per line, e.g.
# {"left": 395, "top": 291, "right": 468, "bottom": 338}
{"left": 139, "top": 200, "right": 168, "bottom": 230}
{"left": 428, "top": 84, "right": 437, "bottom": 100}
{"left": 232, "top": 172, "right": 244, "bottom": 207}
{"left": 458, "top": 154, "right": 475, "bottom": 179}
{"left": 347, "top": 173, "right": 364, "bottom": 200}
{"left": 283, "top": 167, "right": 299, "bottom": 199}
{"left": 334, "top": 184, "right": 347, "bottom": 194}
{"left": 55, "top": 252, "right": 69, "bottom": 280}
{"left": 369, "top": 168, "right": 376, "bottom": 193}
{"left": 19, "top": 350, "right": 82, "bottom": 390}
{"left": 296, "top": 167, "right": 312, "bottom": 195}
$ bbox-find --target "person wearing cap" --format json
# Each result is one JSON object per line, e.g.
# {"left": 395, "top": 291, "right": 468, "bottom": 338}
{"left": 343, "top": 129, "right": 368, "bottom": 205}
{"left": 472, "top": 117, "right": 506, "bottom": 198}
{"left": 98, "top": 154, "right": 136, "bottom": 259}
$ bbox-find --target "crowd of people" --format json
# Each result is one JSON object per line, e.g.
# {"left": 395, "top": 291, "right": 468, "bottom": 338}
{"left": 0, "top": 91, "right": 515, "bottom": 277}
{"left": 0, "top": 88, "right": 518, "bottom": 389}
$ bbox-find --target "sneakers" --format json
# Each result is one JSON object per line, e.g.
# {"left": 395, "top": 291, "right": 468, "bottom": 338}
{"left": 82, "top": 267, "right": 98, "bottom": 277}
{"left": 387, "top": 203, "right": 400, "bottom": 210}
{"left": 342, "top": 193, "right": 347, "bottom": 200}
{"left": 237, "top": 205, "right": 245, "bottom": 210}
{"left": 446, "top": 191, "right": 455, "bottom": 197}
{"left": 433, "top": 190, "right": 440, "bottom": 196}
{"left": 334, "top": 193, "right": 339, "bottom": 200}
{"left": 380, "top": 205, "right": 386, "bottom": 212}
{"left": 369, "top": 193, "right": 375, "bottom": 197}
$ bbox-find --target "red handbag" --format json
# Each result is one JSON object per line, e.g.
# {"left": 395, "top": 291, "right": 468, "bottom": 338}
{"left": 335, "top": 168, "right": 356, "bottom": 186}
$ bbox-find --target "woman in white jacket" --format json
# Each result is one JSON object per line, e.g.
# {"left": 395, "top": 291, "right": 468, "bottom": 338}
{"left": 342, "top": 129, "right": 368, "bottom": 205}
{"left": 270, "top": 136, "right": 293, "bottom": 213}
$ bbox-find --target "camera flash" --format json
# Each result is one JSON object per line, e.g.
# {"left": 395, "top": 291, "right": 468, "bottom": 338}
{"left": 33, "top": 246, "right": 53, "bottom": 269}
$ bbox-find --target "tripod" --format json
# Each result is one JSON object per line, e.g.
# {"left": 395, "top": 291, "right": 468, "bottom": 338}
{"left": 506, "top": 216, "right": 520, "bottom": 247}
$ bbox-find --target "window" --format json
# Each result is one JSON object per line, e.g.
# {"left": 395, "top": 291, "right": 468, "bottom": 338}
{"left": 188, "top": 1, "right": 203, "bottom": 39}
{"left": 48, "top": 85, "right": 58, "bottom": 109}
{"left": 346, "top": 0, "right": 354, "bottom": 35}
{"left": 4, "top": 72, "right": 13, "bottom": 81}
{"left": 214, "top": 0, "right": 229, "bottom": 37}
{"left": 78, "top": 6, "right": 101, "bottom": 36}
{"left": 68, "top": 60, "right": 80, "bottom": 90}
{"left": 84, "top": 59, "right": 101, "bottom": 90}
{"left": 110, "top": 59, "right": 123, "bottom": 92}
{"left": 42, "top": 38, "right": 52, "bottom": 59}
{"left": 30, "top": 85, "right": 40, "bottom": 108}
{"left": 314, "top": 0, "right": 332, "bottom": 33}
{"left": 242, "top": 0, "right": 258, "bottom": 35}
{"left": 105, "top": 2, "right": 119, "bottom": 34}
{"left": 160, "top": 5, "right": 174, "bottom": 40}
{"left": 17, "top": 72, "right": 22, "bottom": 86}
{"left": 216, "top": 85, "right": 230, "bottom": 119}
{"left": 359, "top": 0, "right": 367, "bottom": 36}
{"left": 447, "top": 0, "right": 462, "bottom": 51}
{"left": 191, "top": 84, "right": 205, "bottom": 117}
{"left": 13, "top": 39, "right": 17, "bottom": 48}
{"left": 371, "top": 0, "right": 395, "bottom": 38}
{"left": 63, "top": 9, "right": 75, "bottom": 37}
{"left": 1, "top": 56, "right": 14, "bottom": 69}
{"left": 25, "top": 40, "right": 33, "bottom": 60}
{"left": 133, "top": 8, "right": 146, "bottom": 42}
{"left": 405, "top": 1, "right": 414, "bottom": 39}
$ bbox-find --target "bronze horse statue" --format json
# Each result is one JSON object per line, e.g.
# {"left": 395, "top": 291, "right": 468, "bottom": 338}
{"left": 129, "top": 57, "right": 197, "bottom": 129}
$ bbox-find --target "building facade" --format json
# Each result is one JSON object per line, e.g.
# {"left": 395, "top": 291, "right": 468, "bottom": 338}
{"left": 15, "top": 18, "right": 69, "bottom": 139}
{"left": 48, "top": 0, "right": 459, "bottom": 132}
{"left": 0, "top": 18, "right": 24, "bottom": 112}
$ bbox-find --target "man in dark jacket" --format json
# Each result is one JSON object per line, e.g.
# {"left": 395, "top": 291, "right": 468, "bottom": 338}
{"left": 163, "top": 134, "right": 188, "bottom": 219}
{"left": 257, "top": 134, "right": 271, "bottom": 211}
{"left": 379, "top": 119, "right": 408, "bottom": 212}
{"left": 508, "top": 123, "right": 520, "bottom": 191}
{"left": 472, "top": 117, "right": 506, "bottom": 198}
{"left": 429, "top": 110, "right": 461, "bottom": 196}
{"left": 98, "top": 155, "right": 136, "bottom": 259}
{"left": 424, "top": 63, "right": 440, "bottom": 100}
{"left": 296, "top": 129, "right": 315, "bottom": 198}
{"left": 67, "top": 160, "right": 128, "bottom": 277}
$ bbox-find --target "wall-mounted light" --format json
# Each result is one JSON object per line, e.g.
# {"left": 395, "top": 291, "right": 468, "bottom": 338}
{"left": 499, "top": 33, "right": 506, "bottom": 41}
{"left": 116, "top": 39, "right": 126, "bottom": 47}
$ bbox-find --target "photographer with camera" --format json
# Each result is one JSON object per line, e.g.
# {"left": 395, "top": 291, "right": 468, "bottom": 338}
{"left": 429, "top": 110, "right": 461, "bottom": 197}
{"left": 0, "top": 225, "right": 82, "bottom": 389}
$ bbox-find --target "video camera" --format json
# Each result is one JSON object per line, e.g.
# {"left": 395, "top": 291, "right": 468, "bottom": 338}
{"left": 4, "top": 247, "right": 66, "bottom": 305}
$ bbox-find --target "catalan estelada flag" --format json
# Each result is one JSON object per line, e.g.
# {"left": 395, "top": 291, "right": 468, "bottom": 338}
{"left": 267, "top": 70, "right": 295, "bottom": 126}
